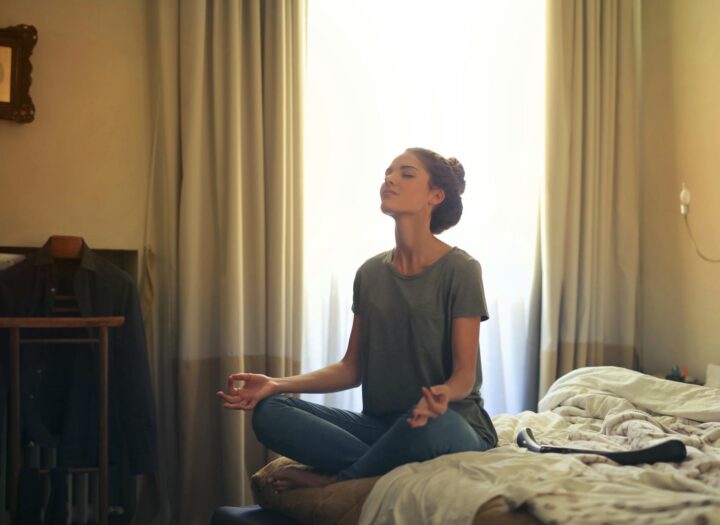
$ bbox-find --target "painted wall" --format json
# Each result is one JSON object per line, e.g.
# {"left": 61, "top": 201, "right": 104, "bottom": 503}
{"left": 2, "top": 0, "right": 718, "bottom": 382}
{"left": 0, "top": 0, "right": 151, "bottom": 253}
{"left": 641, "top": 0, "right": 720, "bottom": 382}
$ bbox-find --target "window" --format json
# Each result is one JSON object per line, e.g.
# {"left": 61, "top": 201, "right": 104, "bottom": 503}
{"left": 303, "top": 0, "right": 545, "bottom": 415}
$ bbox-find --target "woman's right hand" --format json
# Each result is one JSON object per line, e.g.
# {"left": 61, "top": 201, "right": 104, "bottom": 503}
{"left": 216, "top": 373, "right": 278, "bottom": 411}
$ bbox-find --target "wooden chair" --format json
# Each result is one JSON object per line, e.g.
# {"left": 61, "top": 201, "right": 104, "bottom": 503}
{"left": 0, "top": 316, "right": 125, "bottom": 525}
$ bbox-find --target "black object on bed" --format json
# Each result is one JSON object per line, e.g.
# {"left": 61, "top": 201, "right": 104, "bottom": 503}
{"left": 516, "top": 427, "right": 687, "bottom": 465}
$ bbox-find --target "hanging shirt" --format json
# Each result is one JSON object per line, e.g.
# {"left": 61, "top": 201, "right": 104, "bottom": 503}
{"left": 0, "top": 239, "right": 158, "bottom": 474}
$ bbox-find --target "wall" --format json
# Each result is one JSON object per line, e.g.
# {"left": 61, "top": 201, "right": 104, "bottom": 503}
{"left": 0, "top": 0, "right": 151, "bottom": 254}
{"left": 2, "top": 0, "right": 718, "bottom": 382}
{"left": 641, "top": 0, "right": 720, "bottom": 382}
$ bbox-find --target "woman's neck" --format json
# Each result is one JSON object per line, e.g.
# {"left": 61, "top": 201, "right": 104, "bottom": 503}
{"left": 392, "top": 218, "right": 451, "bottom": 275}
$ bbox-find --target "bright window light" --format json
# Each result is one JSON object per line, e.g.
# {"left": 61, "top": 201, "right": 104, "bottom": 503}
{"left": 303, "top": 0, "right": 545, "bottom": 415}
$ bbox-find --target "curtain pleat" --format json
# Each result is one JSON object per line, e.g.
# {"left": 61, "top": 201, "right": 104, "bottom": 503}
{"left": 540, "top": 0, "right": 641, "bottom": 397}
{"left": 262, "top": 0, "right": 304, "bottom": 381}
{"left": 140, "top": 1, "right": 305, "bottom": 522}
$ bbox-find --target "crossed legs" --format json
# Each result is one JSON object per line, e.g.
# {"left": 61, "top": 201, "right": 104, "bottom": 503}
{"left": 251, "top": 394, "right": 490, "bottom": 489}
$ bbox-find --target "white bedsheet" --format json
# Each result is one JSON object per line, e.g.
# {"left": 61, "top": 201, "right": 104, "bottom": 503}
{"left": 358, "top": 367, "right": 720, "bottom": 525}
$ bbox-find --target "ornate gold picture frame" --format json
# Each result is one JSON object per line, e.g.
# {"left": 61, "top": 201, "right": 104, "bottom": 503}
{"left": 0, "top": 25, "right": 37, "bottom": 123}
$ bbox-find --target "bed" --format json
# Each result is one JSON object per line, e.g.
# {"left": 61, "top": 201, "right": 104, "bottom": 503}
{"left": 247, "top": 367, "right": 720, "bottom": 524}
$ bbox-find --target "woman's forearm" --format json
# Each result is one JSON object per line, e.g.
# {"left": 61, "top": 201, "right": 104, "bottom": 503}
{"left": 272, "top": 360, "right": 361, "bottom": 395}
{"left": 272, "top": 315, "right": 363, "bottom": 396}
{"left": 446, "top": 317, "right": 481, "bottom": 402}
{"left": 444, "top": 369, "right": 476, "bottom": 402}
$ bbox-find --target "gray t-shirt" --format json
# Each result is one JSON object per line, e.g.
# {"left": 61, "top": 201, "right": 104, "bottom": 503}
{"left": 352, "top": 247, "right": 497, "bottom": 446}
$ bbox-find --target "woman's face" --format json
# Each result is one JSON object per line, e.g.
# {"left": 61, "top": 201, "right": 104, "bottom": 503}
{"left": 380, "top": 151, "right": 444, "bottom": 218}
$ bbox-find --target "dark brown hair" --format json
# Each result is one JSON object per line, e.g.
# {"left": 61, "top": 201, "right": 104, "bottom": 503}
{"left": 406, "top": 147, "right": 466, "bottom": 234}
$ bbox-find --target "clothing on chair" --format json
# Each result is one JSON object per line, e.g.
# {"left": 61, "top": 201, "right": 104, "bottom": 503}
{"left": 0, "top": 238, "right": 158, "bottom": 474}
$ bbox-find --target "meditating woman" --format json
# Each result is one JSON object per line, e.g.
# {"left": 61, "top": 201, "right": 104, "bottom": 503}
{"left": 216, "top": 147, "right": 497, "bottom": 491}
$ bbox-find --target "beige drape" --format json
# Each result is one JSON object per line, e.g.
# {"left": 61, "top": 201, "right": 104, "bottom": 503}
{"left": 540, "top": 0, "right": 641, "bottom": 396}
{"left": 140, "top": 1, "right": 305, "bottom": 523}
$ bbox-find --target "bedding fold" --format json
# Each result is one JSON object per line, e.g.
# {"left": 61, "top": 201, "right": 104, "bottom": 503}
{"left": 359, "top": 367, "right": 720, "bottom": 525}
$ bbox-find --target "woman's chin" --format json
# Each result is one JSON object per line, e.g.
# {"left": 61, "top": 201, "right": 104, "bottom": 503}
{"left": 380, "top": 204, "right": 398, "bottom": 217}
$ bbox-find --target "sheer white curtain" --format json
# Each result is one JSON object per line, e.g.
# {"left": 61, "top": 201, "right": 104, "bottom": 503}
{"left": 302, "top": 0, "right": 545, "bottom": 416}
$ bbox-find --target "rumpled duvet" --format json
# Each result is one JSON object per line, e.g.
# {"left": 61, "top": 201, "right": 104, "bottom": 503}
{"left": 359, "top": 366, "right": 720, "bottom": 525}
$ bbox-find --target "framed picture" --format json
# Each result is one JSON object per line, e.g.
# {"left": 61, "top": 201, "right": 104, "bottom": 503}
{"left": 0, "top": 25, "right": 37, "bottom": 123}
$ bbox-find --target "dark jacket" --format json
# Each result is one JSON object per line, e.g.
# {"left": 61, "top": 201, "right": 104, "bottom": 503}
{"left": 0, "top": 239, "right": 157, "bottom": 474}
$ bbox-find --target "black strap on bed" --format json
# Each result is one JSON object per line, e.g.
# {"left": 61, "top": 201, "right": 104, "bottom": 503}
{"left": 516, "top": 428, "right": 687, "bottom": 465}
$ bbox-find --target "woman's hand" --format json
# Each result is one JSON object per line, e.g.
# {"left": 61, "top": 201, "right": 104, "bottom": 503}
{"left": 406, "top": 384, "right": 450, "bottom": 428}
{"left": 216, "top": 373, "right": 278, "bottom": 411}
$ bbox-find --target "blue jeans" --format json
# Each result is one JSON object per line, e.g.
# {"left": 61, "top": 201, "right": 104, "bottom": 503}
{"left": 252, "top": 394, "right": 492, "bottom": 481}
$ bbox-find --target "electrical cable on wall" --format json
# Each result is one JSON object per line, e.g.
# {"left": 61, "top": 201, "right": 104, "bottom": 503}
{"left": 680, "top": 183, "right": 720, "bottom": 263}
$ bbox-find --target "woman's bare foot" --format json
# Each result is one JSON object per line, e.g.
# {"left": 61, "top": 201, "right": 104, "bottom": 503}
{"left": 269, "top": 467, "right": 336, "bottom": 492}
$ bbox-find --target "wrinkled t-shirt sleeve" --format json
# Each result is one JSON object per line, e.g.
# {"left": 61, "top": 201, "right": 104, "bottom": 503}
{"left": 451, "top": 259, "right": 489, "bottom": 321}
{"left": 351, "top": 269, "right": 361, "bottom": 314}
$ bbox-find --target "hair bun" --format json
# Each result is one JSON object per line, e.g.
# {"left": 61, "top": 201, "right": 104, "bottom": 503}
{"left": 446, "top": 157, "right": 466, "bottom": 194}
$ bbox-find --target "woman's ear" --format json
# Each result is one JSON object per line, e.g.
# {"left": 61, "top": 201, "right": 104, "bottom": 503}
{"left": 429, "top": 188, "right": 445, "bottom": 207}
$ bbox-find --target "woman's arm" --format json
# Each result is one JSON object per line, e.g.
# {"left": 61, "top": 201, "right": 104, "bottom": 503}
{"left": 274, "top": 314, "right": 362, "bottom": 394}
{"left": 444, "top": 316, "right": 481, "bottom": 401}
{"left": 407, "top": 316, "right": 480, "bottom": 427}
{"left": 217, "top": 315, "right": 362, "bottom": 410}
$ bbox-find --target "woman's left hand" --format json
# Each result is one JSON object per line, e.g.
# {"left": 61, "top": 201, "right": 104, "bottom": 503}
{"left": 406, "top": 384, "right": 450, "bottom": 428}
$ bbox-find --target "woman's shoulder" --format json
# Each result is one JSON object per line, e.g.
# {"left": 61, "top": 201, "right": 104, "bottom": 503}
{"left": 356, "top": 250, "right": 393, "bottom": 274}
{"left": 438, "top": 248, "right": 485, "bottom": 283}
{"left": 445, "top": 247, "right": 481, "bottom": 268}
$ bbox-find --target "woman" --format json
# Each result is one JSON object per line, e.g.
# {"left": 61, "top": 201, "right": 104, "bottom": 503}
{"left": 216, "top": 147, "right": 497, "bottom": 491}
